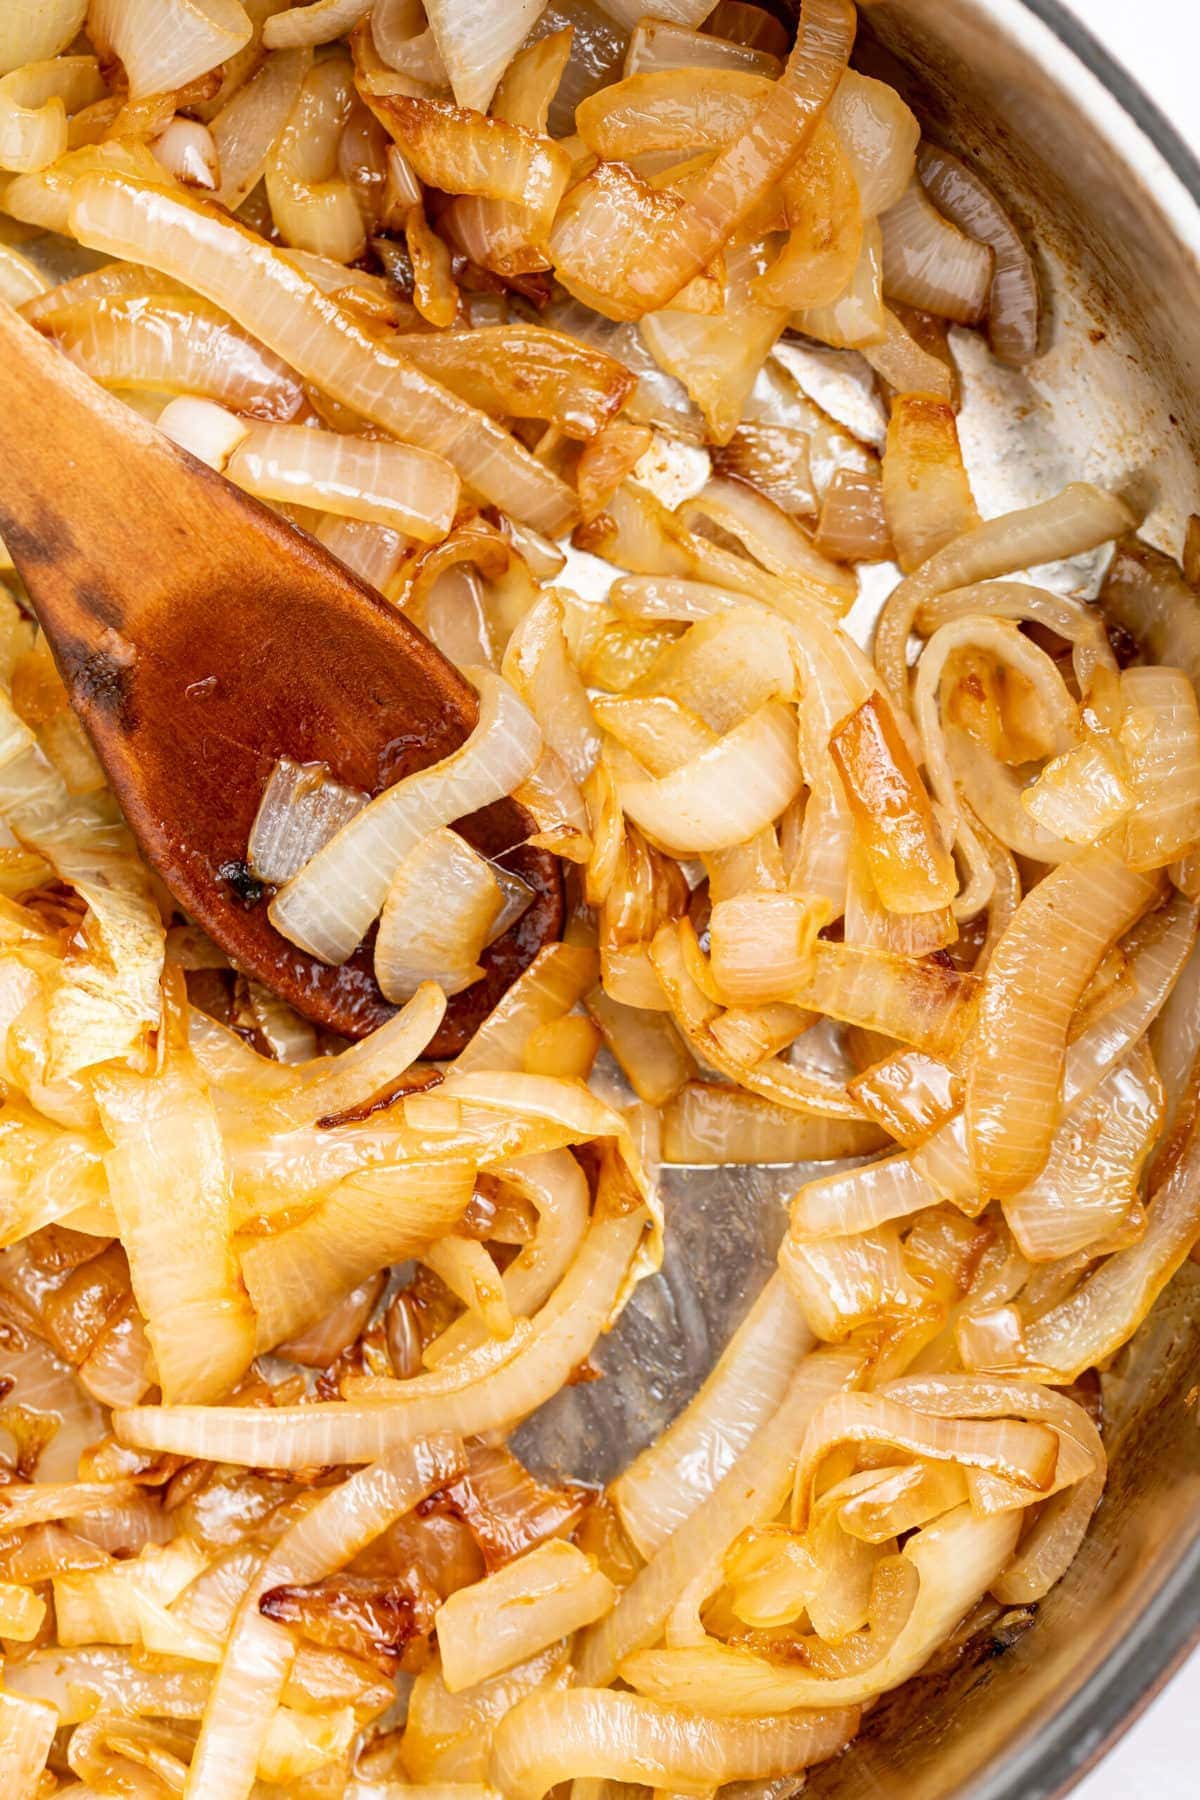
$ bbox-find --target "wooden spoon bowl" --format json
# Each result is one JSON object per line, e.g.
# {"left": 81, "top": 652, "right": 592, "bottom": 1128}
{"left": 0, "top": 303, "right": 562, "bottom": 1053}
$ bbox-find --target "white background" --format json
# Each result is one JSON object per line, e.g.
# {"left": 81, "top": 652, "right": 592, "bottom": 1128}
{"left": 1049, "top": 4, "right": 1198, "bottom": 1795}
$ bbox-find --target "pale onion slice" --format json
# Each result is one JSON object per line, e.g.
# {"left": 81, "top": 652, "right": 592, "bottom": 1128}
{"left": 847, "top": 1045, "right": 960, "bottom": 1145}
{"left": 831, "top": 692, "right": 957, "bottom": 914}
{"left": 881, "top": 391, "right": 979, "bottom": 573}
{"left": 274, "top": 981, "right": 448, "bottom": 1127}
{"left": 247, "top": 755, "right": 367, "bottom": 886}
{"left": 917, "top": 142, "right": 1040, "bottom": 366}
{"left": 585, "top": 987, "right": 695, "bottom": 1106}
{"left": 1002, "top": 1044, "right": 1162, "bottom": 1262}
{"left": 780, "top": 1224, "right": 932, "bottom": 1340}
{"left": 227, "top": 421, "right": 459, "bottom": 542}
{"left": 371, "top": 0, "right": 449, "bottom": 83}
{"left": 797, "top": 940, "right": 977, "bottom": 1060}
{"left": 269, "top": 669, "right": 540, "bottom": 964}
{"left": 375, "top": 827, "right": 502, "bottom": 1001}
{"left": 491, "top": 1688, "right": 858, "bottom": 1800}
{"left": 150, "top": 115, "right": 219, "bottom": 188}
{"left": 89, "top": 0, "right": 253, "bottom": 99}
{"left": 422, "top": 1148, "right": 589, "bottom": 1365}
{"left": 754, "top": 122, "right": 862, "bottom": 310}
{"left": 68, "top": 175, "right": 579, "bottom": 532}
{"left": 641, "top": 234, "right": 790, "bottom": 448}
{"left": 403, "top": 1644, "right": 571, "bottom": 1786}
{"left": 827, "top": 69, "right": 919, "bottom": 216}
{"left": 612, "top": 1274, "right": 813, "bottom": 1558}
{"left": 437, "top": 1541, "right": 614, "bottom": 1693}
{"left": 0, "top": 0, "right": 86, "bottom": 75}
{"left": 860, "top": 302, "right": 953, "bottom": 399}
{"left": 789, "top": 1149, "right": 938, "bottom": 1240}
{"left": 815, "top": 463, "right": 892, "bottom": 562}
{"left": 0, "top": 57, "right": 106, "bottom": 175}
{"left": 575, "top": 1347, "right": 865, "bottom": 1685}
{"left": 874, "top": 482, "right": 1136, "bottom": 711}
{"left": 94, "top": 1037, "right": 256, "bottom": 1407}
{"left": 264, "top": 0, "right": 372, "bottom": 48}
{"left": 0, "top": 243, "right": 48, "bottom": 307}
{"left": 967, "top": 846, "right": 1164, "bottom": 1195}
{"left": 502, "top": 593, "right": 600, "bottom": 785}
{"left": 663, "top": 1082, "right": 884, "bottom": 1165}
{"left": 0, "top": 1689, "right": 57, "bottom": 1795}
{"left": 794, "top": 216, "right": 886, "bottom": 350}
{"left": 39, "top": 294, "right": 307, "bottom": 419}
{"left": 1119, "top": 666, "right": 1200, "bottom": 869}
{"left": 185, "top": 1436, "right": 462, "bottom": 1800}
{"left": 454, "top": 942, "right": 599, "bottom": 1074}
{"left": 242, "top": 1157, "right": 477, "bottom": 1349}
{"left": 113, "top": 1212, "right": 647, "bottom": 1464}
{"left": 708, "top": 892, "right": 828, "bottom": 1004}
{"left": 602, "top": 0, "right": 727, "bottom": 28}
{"left": 918, "top": 580, "right": 1118, "bottom": 695}
{"left": 575, "top": 69, "right": 773, "bottom": 159}
{"left": 620, "top": 1505, "right": 1018, "bottom": 1712}
{"left": 620, "top": 700, "right": 802, "bottom": 856}
{"left": 626, "top": 19, "right": 781, "bottom": 77}
{"left": 211, "top": 46, "right": 310, "bottom": 211}
{"left": 679, "top": 477, "right": 857, "bottom": 602}
{"left": 418, "top": 0, "right": 549, "bottom": 113}
{"left": 265, "top": 55, "right": 363, "bottom": 262}
{"left": 393, "top": 327, "right": 634, "bottom": 442}
{"left": 879, "top": 176, "right": 993, "bottom": 323}
{"left": 1101, "top": 539, "right": 1200, "bottom": 686}
{"left": 1022, "top": 736, "right": 1132, "bottom": 846}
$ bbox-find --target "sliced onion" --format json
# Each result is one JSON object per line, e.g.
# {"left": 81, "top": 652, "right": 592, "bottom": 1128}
{"left": 831, "top": 691, "right": 956, "bottom": 913}
{"left": 247, "top": 754, "right": 367, "bottom": 885}
{"left": 815, "top": 463, "right": 891, "bottom": 562}
{"left": 1023, "top": 735, "right": 1132, "bottom": 846}
{"left": 626, "top": 19, "right": 782, "bottom": 78}
{"left": 755, "top": 122, "right": 862, "bottom": 310}
{"left": 827, "top": 69, "right": 918, "bottom": 216}
{"left": 708, "top": 891, "right": 827, "bottom": 1004}
{"left": 375, "top": 827, "right": 502, "bottom": 1001}
{"left": 417, "top": 0, "right": 549, "bottom": 114}
{"left": 454, "top": 943, "right": 599, "bottom": 1074}
{"left": 0, "top": 1689, "right": 57, "bottom": 1794}
{"left": 620, "top": 700, "right": 802, "bottom": 856}
{"left": 612, "top": 1274, "right": 813, "bottom": 1557}
{"left": 0, "top": 57, "right": 106, "bottom": 176}
{"left": 502, "top": 593, "right": 600, "bottom": 785}
{"left": 621, "top": 1505, "right": 1018, "bottom": 1711}
{"left": 663, "top": 1081, "right": 883, "bottom": 1164}
{"left": 575, "top": 1346, "right": 864, "bottom": 1685}
{"left": 227, "top": 420, "right": 459, "bottom": 540}
{"left": 1101, "top": 539, "right": 1200, "bottom": 686}
{"left": 68, "top": 175, "right": 579, "bottom": 531}
{"left": 37, "top": 294, "right": 307, "bottom": 419}
{"left": 874, "top": 482, "right": 1135, "bottom": 711}
{"left": 879, "top": 176, "right": 993, "bottom": 324}
{"left": 211, "top": 45, "right": 312, "bottom": 210}
{"left": 437, "top": 1540, "right": 614, "bottom": 1693}
{"left": 491, "top": 1687, "right": 858, "bottom": 1800}
{"left": 1118, "top": 666, "right": 1200, "bottom": 869}
{"left": 967, "top": 846, "right": 1164, "bottom": 1195}
{"left": 881, "top": 391, "right": 979, "bottom": 573}
{"left": 917, "top": 142, "right": 1040, "bottom": 365}
{"left": 264, "top": 0, "right": 372, "bottom": 48}
{"left": 89, "top": 0, "right": 253, "bottom": 100}
{"left": 269, "top": 669, "right": 540, "bottom": 964}
{"left": 861, "top": 302, "right": 954, "bottom": 402}
{"left": 185, "top": 1436, "right": 462, "bottom": 1800}
{"left": 115, "top": 1211, "right": 646, "bottom": 1463}
{"left": 265, "top": 54, "right": 364, "bottom": 261}
{"left": 576, "top": 69, "right": 773, "bottom": 159}
{"left": 150, "top": 115, "right": 220, "bottom": 189}
{"left": 0, "top": 1, "right": 86, "bottom": 76}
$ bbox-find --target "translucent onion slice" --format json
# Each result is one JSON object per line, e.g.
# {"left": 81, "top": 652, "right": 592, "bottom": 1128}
{"left": 227, "top": 421, "right": 459, "bottom": 542}
{"left": 115, "top": 1211, "right": 647, "bottom": 1464}
{"left": 575, "top": 69, "right": 773, "bottom": 158}
{"left": 150, "top": 115, "right": 220, "bottom": 189}
{"left": 418, "top": 0, "right": 550, "bottom": 114}
{"left": 586, "top": 987, "right": 695, "bottom": 1106}
{"left": 491, "top": 1687, "right": 858, "bottom": 1800}
{"left": 241, "top": 1158, "right": 477, "bottom": 1349}
{"left": 861, "top": 302, "right": 954, "bottom": 400}
{"left": 0, "top": 243, "right": 49, "bottom": 308}
{"left": 874, "top": 482, "right": 1136, "bottom": 711}
{"left": 708, "top": 891, "right": 827, "bottom": 1004}
{"left": 1100, "top": 539, "right": 1200, "bottom": 686}
{"left": 1119, "top": 666, "right": 1200, "bottom": 870}
{"left": 780, "top": 1223, "right": 933, "bottom": 1340}
{"left": 881, "top": 391, "right": 979, "bottom": 573}
{"left": 210, "top": 44, "right": 310, "bottom": 208}
{"left": 0, "top": 57, "right": 106, "bottom": 176}
{"left": 437, "top": 1541, "right": 614, "bottom": 1693}
{"left": 89, "top": 0, "right": 253, "bottom": 100}
{"left": 620, "top": 1505, "right": 1018, "bottom": 1712}
{"left": 375, "top": 93, "right": 569, "bottom": 223}
{"left": 502, "top": 593, "right": 600, "bottom": 785}
{"left": 967, "top": 846, "right": 1164, "bottom": 1195}
{"left": 612, "top": 1273, "right": 813, "bottom": 1558}
{"left": 679, "top": 476, "right": 856, "bottom": 603}
{"left": 620, "top": 700, "right": 802, "bottom": 855}
{"left": 0, "top": 0, "right": 86, "bottom": 76}
{"left": 247, "top": 755, "right": 367, "bottom": 886}
{"left": 626, "top": 19, "right": 782, "bottom": 77}
{"left": 68, "top": 175, "right": 578, "bottom": 532}
{"left": 0, "top": 1689, "right": 57, "bottom": 1795}
{"left": 1022, "top": 736, "right": 1132, "bottom": 846}
{"left": 831, "top": 692, "right": 957, "bottom": 913}
{"left": 555, "top": 0, "right": 855, "bottom": 319}
{"left": 94, "top": 1028, "right": 256, "bottom": 1407}
{"left": 1002, "top": 1044, "right": 1162, "bottom": 1262}
{"left": 375, "top": 827, "right": 502, "bottom": 1001}
{"left": 265, "top": 55, "right": 364, "bottom": 262}
{"left": 269, "top": 669, "right": 540, "bottom": 964}
{"left": 36, "top": 293, "right": 306, "bottom": 419}
{"left": 454, "top": 942, "right": 599, "bottom": 1074}
{"left": 879, "top": 176, "right": 993, "bottom": 324}
{"left": 827, "top": 69, "right": 919, "bottom": 216}
{"left": 754, "top": 122, "right": 862, "bottom": 310}
{"left": 917, "top": 142, "right": 1040, "bottom": 366}
{"left": 575, "top": 1346, "right": 864, "bottom": 1685}
{"left": 815, "top": 463, "right": 892, "bottom": 563}
{"left": 264, "top": 0, "right": 372, "bottom": 48}
{"left": 393, "top": 326, "right": 634, "bottom": 440}
{"left": 847, "top": 1045, "right": 960, "bottom": 1146}
{"left": 663, "top": 1082, "right": 884, "bottom": 1165}
{"left": 185, "top": 1436, "right": 462, "bottom": 1800}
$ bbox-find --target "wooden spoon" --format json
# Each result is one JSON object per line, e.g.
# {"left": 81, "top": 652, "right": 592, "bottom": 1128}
{"left": 0, "top": 302, "right": 562, "bottom": 1055}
